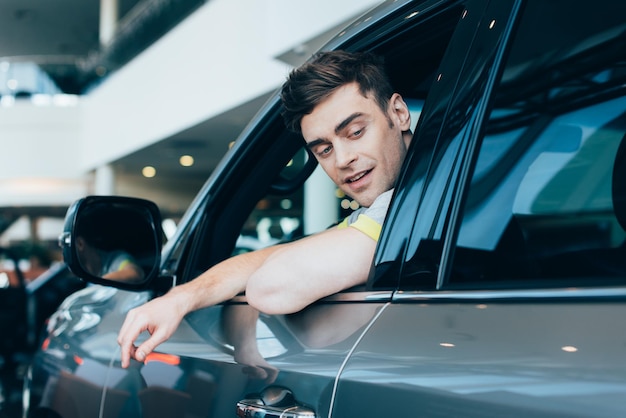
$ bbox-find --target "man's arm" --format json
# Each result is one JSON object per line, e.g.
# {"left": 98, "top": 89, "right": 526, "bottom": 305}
{"left": 117, "top": 244, "right": 282, "bottom": 368}
{"left": 246, "top": 226, "right": 376, "bottom": 314}
{"left": 117, "top": 225, "right": 376, "bottom": 368}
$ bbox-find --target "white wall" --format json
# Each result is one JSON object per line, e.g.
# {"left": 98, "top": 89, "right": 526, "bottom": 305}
{"left": 0, "top": 0, "right": 381, "bottom": 206}
{"left": 79, "top": 0, "right": 380, "bottom": 171}
{"left": 0, "top": 101, "right": 88, "bottom": 205}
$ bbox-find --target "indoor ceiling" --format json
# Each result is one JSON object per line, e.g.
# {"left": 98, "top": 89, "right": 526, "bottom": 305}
{"left": 0, "top": 0, "right": 272, "bottom": 189}
{"left": 0, "top": 0, "right": 205, "bottom": 93}
{"left": 0, "top": 0, "right": 257, "bottom": 231}
{"left": 0, "top": 0, "right": 379, "bottom": 243}
{"left": 0, "top": 0, "right": 354, "bottom": 218}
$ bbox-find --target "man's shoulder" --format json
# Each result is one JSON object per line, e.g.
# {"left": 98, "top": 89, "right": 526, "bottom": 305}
{"left": 362, "top": 189, "right": 394, "bottom": 223}
{"left": 336, "top": 189, "right": 394, "bottom": 241}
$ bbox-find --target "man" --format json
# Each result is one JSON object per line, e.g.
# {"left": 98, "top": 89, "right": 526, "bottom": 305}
{"left": 117, "top": 50, "right": 413, "bottom": 368}
{"left": 75, "top": 235, "right": 144, "bottom": 282}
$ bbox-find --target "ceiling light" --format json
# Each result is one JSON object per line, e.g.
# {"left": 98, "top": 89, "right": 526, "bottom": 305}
{"left": 179, "top": 155, "right": 194, "bottom": 167}
{"left": 142, "top": 166, "right": 156, "bottom": 178}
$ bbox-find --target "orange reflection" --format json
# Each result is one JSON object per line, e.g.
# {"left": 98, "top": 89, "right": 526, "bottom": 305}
{"left": 144, "top": 352, "right": 181, "bottom": 366}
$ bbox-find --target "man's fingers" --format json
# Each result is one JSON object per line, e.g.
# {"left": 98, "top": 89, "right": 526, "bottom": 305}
{"left": 117, "top": 308, "right": 149, "bottom": 368}
{"left": 117, "top": 297, "right": 185, "bottom": 368}
{"left": 119, "top": 323, "right": 171, "bottom": 367}
{"left": 119, "top": 332, "right": 155, "bottom": 368}
{"left": 135, "top": 338, "right": 158, "bottom": 362}
{"left": 120, "top": 344, "right": 136, "bottom": 369}
{"left": 119, "top": 330, "right": 140, "bottom": 368}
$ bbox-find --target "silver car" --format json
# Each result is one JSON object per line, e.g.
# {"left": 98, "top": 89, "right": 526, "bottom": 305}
{"left": 24, "top": 0, "right": 626, "bottom": 417}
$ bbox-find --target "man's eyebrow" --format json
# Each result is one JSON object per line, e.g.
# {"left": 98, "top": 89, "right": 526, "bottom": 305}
{"left": 335, "top": 112, "right": 363, "bottom": 135}
{"left": 305, "top": 112, "right": 364, "bottom": 149}
{"left": 305, "top": 138, "right": 327, "bottom": 149}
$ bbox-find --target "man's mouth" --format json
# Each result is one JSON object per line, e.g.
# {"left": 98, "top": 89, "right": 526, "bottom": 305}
{"left": 346, "top": 169, "right": 371, "bottom": 184}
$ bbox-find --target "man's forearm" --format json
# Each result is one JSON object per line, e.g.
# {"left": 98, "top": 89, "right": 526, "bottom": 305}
{"left": 246, "top": 227, "right": 376, "bottom": 314}
{"left": 168, "top": 243, "right": 284, "bottom": 314}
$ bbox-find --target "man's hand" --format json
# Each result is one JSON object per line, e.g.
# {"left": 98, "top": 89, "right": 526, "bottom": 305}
{"left": 117, "top": 291, "right": 188, "bottom": 368}
{"left": 115, "top": 225, "right": 376, "bottom": 368}
{"left": 116, "top": 247, "right": 274, "bottom": 368}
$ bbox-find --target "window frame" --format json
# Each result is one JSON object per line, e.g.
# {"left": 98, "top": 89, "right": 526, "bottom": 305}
{"left": 165, "top": 0, "right": 472, "bottom": 300}
{"left": 381, "top": 0, "right": 523, "bottom": 292}
{"left": 394, "top": 0, "right": 626, "bottom": 299}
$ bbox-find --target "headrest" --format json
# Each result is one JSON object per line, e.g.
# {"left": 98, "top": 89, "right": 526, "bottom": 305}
{"left": 612, "top": 134, "right": 626, "bottom": 231}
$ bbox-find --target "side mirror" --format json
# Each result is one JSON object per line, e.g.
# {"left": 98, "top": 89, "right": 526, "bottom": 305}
{"left": 269, "top": 146, "right": 318, "bottom": 195}
{"left": 59, "top": 196, "right": 163, "bottom": 290}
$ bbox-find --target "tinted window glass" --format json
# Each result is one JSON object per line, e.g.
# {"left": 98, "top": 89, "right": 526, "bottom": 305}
{"left": 449, "top": 0, "right": 626, "bottom": 288}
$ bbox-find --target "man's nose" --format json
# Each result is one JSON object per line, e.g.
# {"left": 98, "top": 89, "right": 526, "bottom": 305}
{"left": 334, "top": 142, "right": 357, "bottom": 168}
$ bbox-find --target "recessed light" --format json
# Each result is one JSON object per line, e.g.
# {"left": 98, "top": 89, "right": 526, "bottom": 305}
{"left": 179, "top": 155, "right": 194, "bottom": 167}
{"left": 142, "top": 166, "right": 156, "bottom": 178}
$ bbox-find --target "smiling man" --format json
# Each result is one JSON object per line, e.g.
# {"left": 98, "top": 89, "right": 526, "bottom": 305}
{"left": 117, "top": 50, "right": 413, "bottom": 368}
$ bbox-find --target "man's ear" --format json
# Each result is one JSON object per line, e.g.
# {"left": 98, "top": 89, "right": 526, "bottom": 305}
{"left": 389, "top": 93, "right": 411, "bottom": 131}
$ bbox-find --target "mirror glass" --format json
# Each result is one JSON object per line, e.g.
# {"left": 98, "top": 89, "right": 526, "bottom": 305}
{"left": 73, "top": 201, "right": 160, "bottom": 284}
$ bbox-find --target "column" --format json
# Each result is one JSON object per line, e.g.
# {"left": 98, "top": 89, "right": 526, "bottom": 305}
{"left": 100, "top": 0, "right": 119, "bottom": 46}
{"left": 303, "top": 165, "right": 338, "bottom": 235}
{"left": 94, "top": 164, "right": 115, "bottom": 195}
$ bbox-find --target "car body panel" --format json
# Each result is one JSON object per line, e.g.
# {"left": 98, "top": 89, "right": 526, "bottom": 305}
{"left": 30, "top": 288, "right": 388, "bottom": 417}
{"left": 335, "top": 298, "right": 626, "bottom": 417}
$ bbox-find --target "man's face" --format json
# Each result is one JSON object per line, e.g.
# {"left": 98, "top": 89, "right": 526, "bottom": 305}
{"left": 301, "top": 82, "right": 411, "bottom": 207}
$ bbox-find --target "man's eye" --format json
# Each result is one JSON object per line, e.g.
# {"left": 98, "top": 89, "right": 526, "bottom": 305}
{"left": 350, "top": 128, "right": 364, "bottom": 138}
{"left": 318, "top": 145, "right": 332, "bottom": 156}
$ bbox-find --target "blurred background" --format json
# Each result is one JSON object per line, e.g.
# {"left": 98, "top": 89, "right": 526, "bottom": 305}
{"left": 0, "top": 0, "right": 381, "bottom": 282}
{"left": 0, "top": 1, "right": 381, "bottom": 415}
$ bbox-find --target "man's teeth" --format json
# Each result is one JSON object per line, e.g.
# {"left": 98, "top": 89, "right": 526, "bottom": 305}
{"left": 349, "top": 172, "right": 367, "bottom": 183}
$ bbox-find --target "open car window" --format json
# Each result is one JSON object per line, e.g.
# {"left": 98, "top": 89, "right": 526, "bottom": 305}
{"left": 177, "top": 3, "right": 462, "bottom": 289}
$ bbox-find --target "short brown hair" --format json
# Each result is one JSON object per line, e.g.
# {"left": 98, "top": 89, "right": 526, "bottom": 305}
{"left": 280, "top": 50, "right": 394, "bottom": 134}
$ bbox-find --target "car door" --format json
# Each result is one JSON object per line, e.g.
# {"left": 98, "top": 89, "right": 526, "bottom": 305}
{"left": 90, "top": 2, "right": 469, "bottom": 418}
{"left": 333, "top": 0, "right": 626, "bottom": 417}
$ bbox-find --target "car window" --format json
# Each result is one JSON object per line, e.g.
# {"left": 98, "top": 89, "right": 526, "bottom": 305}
{"left": 234, "top": 98, "right": 426, "bottom": 257}
{"left": 234, "top": 146, "right": 321, "bottom": 255}
{"left": 177, "top": 2, "right": 461, "bottom": 287}
{"left": 374, "top": 0, "right": 518, "bottom": 291}
{"left": 448, "top": 0, "right": 626, "bottom": 289}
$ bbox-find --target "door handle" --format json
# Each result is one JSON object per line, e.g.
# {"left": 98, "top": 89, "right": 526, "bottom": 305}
{"left": 236, "top": 386, "right": 316, "bottom": 417}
